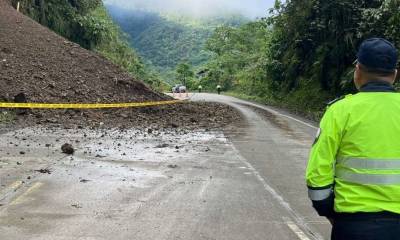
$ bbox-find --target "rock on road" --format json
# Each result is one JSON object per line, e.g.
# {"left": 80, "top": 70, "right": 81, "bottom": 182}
{"left": 0, "top": 93, "right": 330, "bottom": 240}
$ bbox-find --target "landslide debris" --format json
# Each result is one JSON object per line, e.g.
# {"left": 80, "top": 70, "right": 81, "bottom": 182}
{"left": 61, "top": 143, "right": 75, "bottom": 155}
{"left": 0, "top": 1, "right": 243, "bottom": 130}
{"left": 15, "top": 101, "right": 243, "bottom": 130}
{"left": 0, "top": 0, "right": 166, "bottom": 105}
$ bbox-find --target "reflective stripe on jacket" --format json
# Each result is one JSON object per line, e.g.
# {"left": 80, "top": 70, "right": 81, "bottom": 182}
{"left": 306, "top": 81, "right": 400, "bottom": 214}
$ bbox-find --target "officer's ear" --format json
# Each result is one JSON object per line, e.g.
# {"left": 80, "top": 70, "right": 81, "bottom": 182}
{"left": 387, "top": 69, "right": 399, "bottom": 85}
{"left": 354, "top": 64, "right": 362, "bottom": 90}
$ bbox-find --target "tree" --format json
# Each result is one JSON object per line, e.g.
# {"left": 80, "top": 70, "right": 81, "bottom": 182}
{"left": 176, "top": 63, "right": 194, "bottom": 87}
{"left": 200, "top": 0, "right": 400, "bottom": 118}
{"left": 203, "top": 21, "right": 269, "bottom": 93}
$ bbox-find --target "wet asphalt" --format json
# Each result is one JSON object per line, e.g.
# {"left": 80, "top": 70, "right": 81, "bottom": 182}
{"left": 0, "top": 93, "right": 330, "bottom": 240}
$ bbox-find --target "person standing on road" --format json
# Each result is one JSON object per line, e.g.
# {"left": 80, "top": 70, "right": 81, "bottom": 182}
{"left": 198, "top": 85, "right": 203, "bottom": 93}
{"left": 306, "top": 38, "right": 400, "bottom": 240}
{"left": 217, "top": 85, "right": 222, "bottom": 95}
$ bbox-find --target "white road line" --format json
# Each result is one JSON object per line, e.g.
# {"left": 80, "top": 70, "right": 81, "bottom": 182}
{"left": 230, "top": 144, "right": 324, "bottom": 240}
{"left": 191, "top": 94, "right": 319, "bottom": 130}
{"left": 0, "top": 180, "right": 23, "bottom": 201}
{"left": 10, "top": 182, "right": 43, "bottom": 206}
{"left": 234, "top": 100, "right": 318, "bottom": 130}
{"left": 286, "top": 221, "right": 312, "bottom": 240}
{"left": 267, "top": 109, "right": 317, "bottom": 130}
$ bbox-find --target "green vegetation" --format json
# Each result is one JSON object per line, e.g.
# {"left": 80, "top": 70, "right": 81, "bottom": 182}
{"left": 202, "top": 0, "right": 400, "bottom": 118}
{"left": 202, "top": 21, "right": 270, "bottom": 92}
{"left": 175, "top": 63, "right": 194, "bottom": 88}
{"left": 12, "top": 0, "right": 163, "bottom": 89}
{"left": 105, "top": 5, "right": 248, "bottom": 84}
{"left": 134, "top": 18, "right": 212, "bottom": 76}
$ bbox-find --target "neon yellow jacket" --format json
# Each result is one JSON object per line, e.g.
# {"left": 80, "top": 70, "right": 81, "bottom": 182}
{"left": 306, "top": 81, "right": 400, "bottom": 214}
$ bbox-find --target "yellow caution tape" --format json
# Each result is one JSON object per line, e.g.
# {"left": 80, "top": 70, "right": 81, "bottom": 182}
{"left": 0, "top": 100, "right": 182, "bottom": 109}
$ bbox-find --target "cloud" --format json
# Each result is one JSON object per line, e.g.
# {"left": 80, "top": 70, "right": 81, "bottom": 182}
{"left": 103, "top": 0, "right": 276, "bottom": 18}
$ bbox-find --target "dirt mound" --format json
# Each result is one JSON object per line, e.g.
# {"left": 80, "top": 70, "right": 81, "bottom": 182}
{"left": 0, "top": 1, "right": 243, "bottom": 131}
{"left": 0, "top": 0, "right": 166, "bottom": 104}
{"left": 12, "top": 102, "right": 243, "bottom": 130}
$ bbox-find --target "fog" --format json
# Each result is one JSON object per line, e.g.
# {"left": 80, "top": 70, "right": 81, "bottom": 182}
{"left": 103, "top": 0, "right": 276, "bottom": 19}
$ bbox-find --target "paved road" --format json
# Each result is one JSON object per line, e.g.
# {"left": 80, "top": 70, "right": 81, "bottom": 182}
{"left": 191, "top": 93, "right": 330, "bottom": 239}
{"left": 0, "top": 94, "right": 330, "bottom": 239}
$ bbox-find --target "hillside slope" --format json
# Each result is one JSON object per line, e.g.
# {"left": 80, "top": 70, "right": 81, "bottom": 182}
{"left": 0, "top": 0, "right": 166, "bottom": 104}
{"left": 106, "top": 6, "right": 211, "bottom": 74}
{"left": 105, "top": 5, "right": 248, "bottom": 82}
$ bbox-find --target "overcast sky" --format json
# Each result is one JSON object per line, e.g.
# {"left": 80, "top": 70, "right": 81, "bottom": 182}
{"left": 103, "top": 0, "right": 276, "bottom": 18}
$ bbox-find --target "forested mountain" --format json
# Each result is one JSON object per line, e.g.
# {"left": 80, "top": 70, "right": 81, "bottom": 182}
{"left": 203, "top": 0, "right": 400, "bottom": 119}
{"left": 105, "top": 4, "right": 248, "bottom": 82}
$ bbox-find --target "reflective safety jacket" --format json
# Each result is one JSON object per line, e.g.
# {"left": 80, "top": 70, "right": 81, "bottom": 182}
{"left": 306, "top": 81, "right": 400, "bottom": 215}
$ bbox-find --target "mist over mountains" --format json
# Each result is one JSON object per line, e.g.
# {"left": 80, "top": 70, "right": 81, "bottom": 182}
{"left": 105, "top": 3, "right": 250, "bottom": 83}
{"left": 104, "top": 0, "right": 274, "bottom": 83}
{"left": 103, "top": 0, "right": 274, "bottom": 19}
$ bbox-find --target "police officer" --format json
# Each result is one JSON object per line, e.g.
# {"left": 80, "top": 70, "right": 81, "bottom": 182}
{"left": 306, "top": 38, "right": 399, "bottom": 240}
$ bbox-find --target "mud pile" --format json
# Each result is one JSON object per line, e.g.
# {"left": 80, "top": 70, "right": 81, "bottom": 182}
{"left": 13, "top": 101, "right": 243, "bottom": 130}
{"left": 0, "top": 0, "right": 165, "bottom": 104}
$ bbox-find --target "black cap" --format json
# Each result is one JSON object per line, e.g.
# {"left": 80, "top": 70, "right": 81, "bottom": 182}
{"left": 357, "top": 38, "right": 398, "bottom": 73}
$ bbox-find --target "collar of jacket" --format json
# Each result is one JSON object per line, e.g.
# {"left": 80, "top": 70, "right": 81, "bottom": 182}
{"left": 360, "top": 80, "right": 396, "bottom": 92}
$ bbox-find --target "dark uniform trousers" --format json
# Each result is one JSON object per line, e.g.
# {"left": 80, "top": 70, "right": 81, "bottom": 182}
{"left": 332, "top": 213, "right": 400, "bottom": 240}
